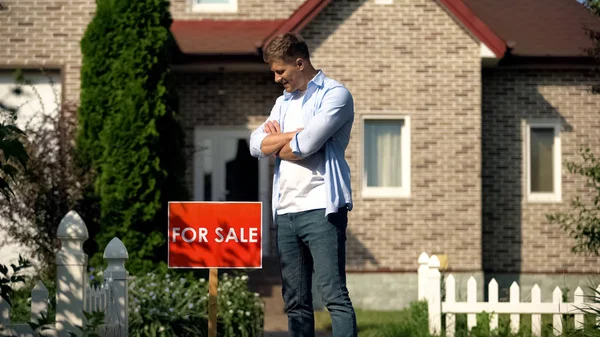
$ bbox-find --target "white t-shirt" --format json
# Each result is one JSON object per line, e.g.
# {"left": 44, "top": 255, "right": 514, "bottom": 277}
{"left": 277, "top": 90, "right": 326, "bottom": 215}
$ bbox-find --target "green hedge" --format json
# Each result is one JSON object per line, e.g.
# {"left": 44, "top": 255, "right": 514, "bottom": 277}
{"left": 78, "top": 0, "right": 187, "bottom": 274}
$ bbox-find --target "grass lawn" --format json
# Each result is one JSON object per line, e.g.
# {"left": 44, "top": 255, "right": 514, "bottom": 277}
{"left": 314, "top": 301, "right": 599, "bottom": 337}
{"left": 315, "top": 301, "right": 431, "bottom": 337}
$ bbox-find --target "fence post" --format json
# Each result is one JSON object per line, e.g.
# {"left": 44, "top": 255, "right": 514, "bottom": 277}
{"left": 104, "top": 237, "right": 129, "bottom": 337}
{"left": 509, "top": 282, "right": 520, "bottom": 335}
{"left": 552, "top": 287, "right": 563, "bottom": 336}
{"left": 428, "top": 255, "right": 441, "bottom": 336}
{"left": 56, "top": 211, "right": 88, "bottom": 337}
{"left": 31, "top": 281, "right": 49, "bottom": 323}
{"left": 574, "top": 287, "right": 584, "bottom": 330}
{"left": 467, "top": 277, "right": 477, "bottom": 331}
{"left": 445, "top": 275, "right": 456, "bottom": 337}
{"left": 489, "top": 279, "right": 498, "bottom": 331}
{"left": 531, "top": 285, "right": 542, "bottom": 337}
{"left": 418, "top": 252, "right": 430, "bottom": 301}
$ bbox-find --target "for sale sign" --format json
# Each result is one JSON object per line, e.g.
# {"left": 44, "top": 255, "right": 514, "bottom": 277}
{"left": 168, "top": 202, "right": 262, "bottom": 269}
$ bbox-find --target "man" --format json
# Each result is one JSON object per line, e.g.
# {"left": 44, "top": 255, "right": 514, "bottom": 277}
{"left": 249, "top": 33, "right": 357, "bottom": 337}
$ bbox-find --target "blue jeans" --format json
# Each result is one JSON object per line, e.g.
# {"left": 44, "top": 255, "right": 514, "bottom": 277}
{"left": 276, "top": 208, "right": 358, "bottom": 337}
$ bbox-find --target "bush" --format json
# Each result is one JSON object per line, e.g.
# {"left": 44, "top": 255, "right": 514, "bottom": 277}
{"left": 78, "top": 0, "right": 187, "bottom": 275}
{"left": 129, "top": 271, "right": 263, "bottom": 337}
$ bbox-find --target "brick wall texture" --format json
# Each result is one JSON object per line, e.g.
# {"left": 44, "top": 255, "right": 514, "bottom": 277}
{"left": 177, "top": 0, "right": 484, "bottom": 272}
{"left": 2, "top": 0, "right": 599, "bottom": 274}
{"left": 302, "top": 0, "right": 483, "bottom": 271}
{"left": 170, "top": 0, "right": 304, "bottom": 20}
{"left": 482, "top": 68, "right": 600, "bottom": 274}
{"left": 0, "top": 0, "right": 96, "bottom": 102}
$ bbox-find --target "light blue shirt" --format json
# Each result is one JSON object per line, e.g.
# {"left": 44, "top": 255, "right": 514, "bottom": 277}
{"left": 249, "top": 70, "right": 354, "bottom": 222}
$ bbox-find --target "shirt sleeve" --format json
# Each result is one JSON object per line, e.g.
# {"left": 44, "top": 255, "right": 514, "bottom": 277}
{"left": 249, "top": 96, "right": 282, "bottom": 159}
{"left": 289, "top": 86, "right": 354, "bottom": 158}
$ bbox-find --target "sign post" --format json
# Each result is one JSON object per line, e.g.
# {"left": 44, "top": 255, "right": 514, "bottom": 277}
{"left": 209, "top": 268, "right": 218, "bottom": 337}
{"left": 168, "top": 202, "right": 262, "bottom": 336}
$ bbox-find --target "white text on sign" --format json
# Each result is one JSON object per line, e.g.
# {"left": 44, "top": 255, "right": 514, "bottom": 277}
{"left": 172, "top": 227, "right": 259, "bottom": 243}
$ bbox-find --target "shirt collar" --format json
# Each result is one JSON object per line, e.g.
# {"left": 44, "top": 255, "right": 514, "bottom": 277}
{"left": 283, "top": 70, "right": 325, "bottom": 100}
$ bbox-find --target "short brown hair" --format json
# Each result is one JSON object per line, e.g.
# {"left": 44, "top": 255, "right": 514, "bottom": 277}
{"left": 263, "top": 32, "right": 310, "bottom": 64}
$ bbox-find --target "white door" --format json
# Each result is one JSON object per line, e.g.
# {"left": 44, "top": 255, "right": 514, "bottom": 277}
{"left": 193, "top": 128, "right": 271, "bottom": 256}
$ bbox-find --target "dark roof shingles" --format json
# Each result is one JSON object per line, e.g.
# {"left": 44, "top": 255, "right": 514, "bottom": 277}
{"left": 463, "top": 0, "right": 600, "bottom": 57}
{"left": 170, "top": 20, "right": 285, "bottom": 55}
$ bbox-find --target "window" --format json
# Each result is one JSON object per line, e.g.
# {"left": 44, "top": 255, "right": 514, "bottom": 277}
{"left": 526, "top": 121, "right": 561, "bottom": 202}
{"left": 361, "top": 116, "right": 411, "bottom": 198}
{"left": 192, "top": 0, "right": 237, "bottom": 13}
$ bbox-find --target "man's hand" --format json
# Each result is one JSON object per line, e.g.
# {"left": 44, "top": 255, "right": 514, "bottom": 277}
{"left": 264, "top": 121, "right": 281, "bottom": 134}
{"left": 260, "top": 120, "right": 296, "bottom": 157}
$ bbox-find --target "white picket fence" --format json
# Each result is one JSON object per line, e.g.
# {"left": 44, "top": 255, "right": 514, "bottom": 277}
{"left": 419, "top": 252, "right": 600, "bottom": 337}
{"left": 0, "top": 211, "right": 129, "bottom": 337}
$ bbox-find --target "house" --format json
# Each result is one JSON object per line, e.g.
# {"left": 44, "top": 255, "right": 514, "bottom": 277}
{"left": 1, "top": 0, "right": 600, "bottom": 310}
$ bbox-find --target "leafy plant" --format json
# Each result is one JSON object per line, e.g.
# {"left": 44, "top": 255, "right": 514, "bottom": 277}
{"left": 68, "top": 311, "right": 105, "bottom": 337}
{"left": 0, "top": 255, "right": 32, "bottom": 307}
{"left": 28, "top": 312, "right": 54, "bottom": 337}
{"left": 0, "top": 69, "right": 30, "bottom": 201}
{"left": 129, "top": 270, "right": 263, "bottom": 337}
{"left": 0, "top": 69, "right": 100, "bottom": 280}
{"left": 78, "top": 0, "right": 187, "bottom": 276}
{"left": 547, "top": 149, "right": 600, "bottom": 255}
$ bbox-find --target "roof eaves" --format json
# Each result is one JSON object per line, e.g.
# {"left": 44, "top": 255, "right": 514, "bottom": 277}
{"left": 262, "top": 0, "right": 333, "bottom": 49}
{"left": 437, "top": 0, "right": 507, "bottom": 58}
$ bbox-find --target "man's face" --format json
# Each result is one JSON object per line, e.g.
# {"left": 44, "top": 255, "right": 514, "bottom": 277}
{"left": 270, "top": 59, "right": 304, "bottom": 93}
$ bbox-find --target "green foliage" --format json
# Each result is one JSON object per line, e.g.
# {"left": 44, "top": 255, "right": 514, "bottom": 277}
{"left": 581, "top": 0, "right": 600, "bottom": 93}
{"left": 129, "top": 271, "right": 264, "bottom": 337}
{"left": 0, "top": 69, "right": 99, "bottom": 280}
{"left": 315, "top": 301, "right": 595, "bottom": 337}
{"left": 0, "top": 69, "right": 30, "bottom": 201}
{"left": 68, "top": 311, "right": 105, "bottom": 337}
{"left": 29, "top": 312, "right": 55, "bottom": 337}
{"left": 0, "top": 255, "right": 32, "bottom": 307}
{"left": 10, "top": 278, "right": 56, "bottom": 324}
{"left": 582, "top": 0, "right": 600, "bottom": 16}
{"left": 547, "top": 149, "right": 600, "bottom": 255}
{"left": 78, "top": 0, "right": 187, "bottom": 274}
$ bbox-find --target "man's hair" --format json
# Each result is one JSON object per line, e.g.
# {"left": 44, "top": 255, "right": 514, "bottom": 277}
{"left": 263, "top": 33, "right": 310, "bottom": 64}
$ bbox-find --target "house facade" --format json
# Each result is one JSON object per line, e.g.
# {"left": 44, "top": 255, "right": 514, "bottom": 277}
{"left": 1, "top": 0, "right": 600, "bottom": 309}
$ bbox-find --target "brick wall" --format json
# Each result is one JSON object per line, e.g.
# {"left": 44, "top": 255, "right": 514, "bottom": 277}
{"left": 0, "top": 0, "right": 96, "bottom": 102}
{"left": 0, "top": 0, "right": 300, "bottom": 101}
{"left": 482, "top": 68, "right": 600, "bottom": 274}
{"left": 170, "top": 0, "right": 303, "bottom": 20}
{"left": 175, "top": 71, "right": 282, "bottom": 191}
{"left": 175, "top": 0, "right": 485, "bottom": 271}
{"left": 298, "top": 0, "right": 483, "bottom": 271}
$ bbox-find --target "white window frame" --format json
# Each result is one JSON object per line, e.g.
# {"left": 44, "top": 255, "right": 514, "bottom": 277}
{"left": 360, "top": 114, "right": 411, "bottom": 199}
{"left": 191, "top": 0, "right": 238, "bottom": 13}
{"left": 525, "top": 120, "right": 562, "bottom": 203}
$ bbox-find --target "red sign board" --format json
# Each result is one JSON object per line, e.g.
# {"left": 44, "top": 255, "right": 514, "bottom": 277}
{"left": 168, "top": 202, "right": 262, "bottom": 269}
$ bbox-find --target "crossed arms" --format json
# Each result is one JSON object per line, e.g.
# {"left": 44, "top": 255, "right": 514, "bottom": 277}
{"left": 259, "top": 121, "right": 302, "bottom": 161}
{"left": 249, "top": 86, "right": 354, "bottom": 162}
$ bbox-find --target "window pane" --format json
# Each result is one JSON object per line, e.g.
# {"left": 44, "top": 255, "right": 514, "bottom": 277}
{"left": 364, "top": 120, "right": 403, "bottom": 187}
{"left": 197, "top": 0, "right": 230, "bottom": 3}
{"left": 530, "top": 127, "right": 554, "bottom": 193}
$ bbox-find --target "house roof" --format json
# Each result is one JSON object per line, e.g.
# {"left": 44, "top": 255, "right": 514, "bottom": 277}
{"left": 437, "top": 0, "right": 506, "bottom": 58}
{"left": 170, "top": 0, "right": 600, "bottom": 59}
{"left": 170, "top": 20, "right": 284, "bottom": 55}
{"left": 462, "top": 0, "right": 600, "bottom": 57}
{"left": 171, "top": 0, "right": 331, "bottom": 56}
